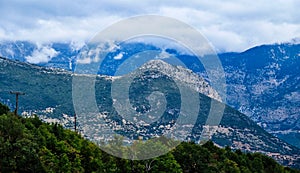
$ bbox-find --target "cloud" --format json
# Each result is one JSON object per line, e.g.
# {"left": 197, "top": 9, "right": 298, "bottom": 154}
{"left": 25, "top": 45, "right": 59, "bottom": 63}
{"left": 0, "top": 0, "right": 299, "bottom": 52}
{"left": 157, "top": 4, "right": 300, "bottom": 52}
{"left": 113, "top": 52, "right": 123, "bottom": 60}
{"left": 0, "top": 15, "right": 121, "bottom": 43}
{"left": 76, "top": 57, "right": 92, "bottom": 64}
{"left": 154, "top": 50, "right": 170, "bottom": 60}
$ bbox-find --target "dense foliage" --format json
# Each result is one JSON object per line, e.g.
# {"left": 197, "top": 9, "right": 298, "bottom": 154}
{"left": 0, "top": 108, "right": 299, "bottom": 172}
{"left": 0, "top": 102, "right": 9, "bottom": 115}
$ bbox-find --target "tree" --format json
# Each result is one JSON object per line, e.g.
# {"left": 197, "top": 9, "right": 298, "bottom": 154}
{"left": 173, "top": 142, "right": 212, "bottom": 172}
{"left": 0, "top": 114, "right": 42, "bottom": 172}
{"left": 0, "top": 102, "right": 9, "bottom": 115}
{"left": 1, "top": 107, "right": 299, "bottom": 173}
{"left": 39, "top": 147, "right": 59, "bottom": 172}
{"left": 148, "top": 152, "right": 182, "bottom": 173}
{"left": 220, "top": 159, "right": 241, "bottom": 173}
{"left": 252, "top": 157, "right": 264, "bottom": 173}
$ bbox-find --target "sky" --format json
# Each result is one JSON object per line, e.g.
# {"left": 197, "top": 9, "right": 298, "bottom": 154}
{"left": 0, "top": 0, "right": 300, "bottom": 52}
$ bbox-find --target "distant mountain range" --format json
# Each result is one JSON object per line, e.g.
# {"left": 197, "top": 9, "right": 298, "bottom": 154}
{"left": 0, "top": 40, "right": 298, "bottom": 149}
{"left": 218, "top": 44, "right": 300, "bottom": 149}
{"left": 0, "top": 56, "right": 299, "bottom": 168}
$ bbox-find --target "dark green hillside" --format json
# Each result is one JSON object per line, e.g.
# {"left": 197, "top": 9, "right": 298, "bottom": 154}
{"left": 0, "top": 103, "right": 299, "bottom": 173}
{"left": 0, "top": 57, "right": 73, "bottom": 117}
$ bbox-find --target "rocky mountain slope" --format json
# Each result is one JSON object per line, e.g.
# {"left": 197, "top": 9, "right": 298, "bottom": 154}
{"left": 0, "top": 40, "right": 299, "bottom": 148}
{"left": 215, "top": 44, "right": 300, "bottom": 148}
{"left": 0, "top": 57, "right": 299, "bottom": 168}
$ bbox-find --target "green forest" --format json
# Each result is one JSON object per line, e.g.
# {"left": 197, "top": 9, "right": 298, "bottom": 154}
{"left": 0, "top": 102, "right": 299, "bottom": 173}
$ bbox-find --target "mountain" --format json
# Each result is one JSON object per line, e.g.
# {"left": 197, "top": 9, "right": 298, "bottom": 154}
{"left": 0, "top": 40, "right": 299, "bottom": 147}
{"left": 93, "top": 42, "right": 300, "bottom": 148}
{"left": 217, "top": 44, "right": 300, "bottom": 148}
{"left": 0, "top": 57, "right": 299, "bottom": 168}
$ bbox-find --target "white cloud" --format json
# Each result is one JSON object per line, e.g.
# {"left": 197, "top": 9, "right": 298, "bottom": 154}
{"left": 155, "top": 50, "right": 172, "bottom": 59}
{"left": 70, "top": 41, "right": 85, "bottom": 51}
{"left": 200, "top": 25, "right": 247, "bottom": 52}
{"left": 157, "top": 4, "right": 300, "bottom": 52}
{"left": 76, "top": 57, "right": 91, "bottom": 64}
{"left": 2, "top": 15, "right": 121, "bottom": 44}
{"left": 25, "top": 46, "right": 59, "bottom": 63}
{"left": 114, "top": 52, "right": 123, "bottom": 60}
{"left": 0, "top": 0, "right": 299, "bottom": 53}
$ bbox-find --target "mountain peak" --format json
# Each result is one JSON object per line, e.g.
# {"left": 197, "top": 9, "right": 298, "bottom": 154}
{"left": 137, "top": 59, "right": 221, "bottom": 101}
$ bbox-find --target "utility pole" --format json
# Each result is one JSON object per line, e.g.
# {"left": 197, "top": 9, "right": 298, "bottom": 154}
{"left": 9, "top": 91, "right": 25, "bottom": 115}
{"left": 74, "top": 113, "right": 77, "bottom": 132}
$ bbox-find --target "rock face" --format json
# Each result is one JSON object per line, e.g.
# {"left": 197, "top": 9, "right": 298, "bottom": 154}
{"left": 138, "top": 60, "right": 221, "bottom": 101}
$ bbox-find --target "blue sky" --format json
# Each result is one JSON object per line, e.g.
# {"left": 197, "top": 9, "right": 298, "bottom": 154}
{"left": 0, "top": 0, "right": 299, "bottom": 52}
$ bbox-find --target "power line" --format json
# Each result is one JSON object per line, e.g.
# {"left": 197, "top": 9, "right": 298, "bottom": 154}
{"left": 9, "top": 91, "right": 25, "bottom": 115}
